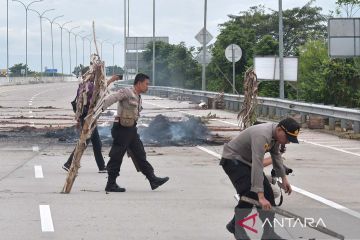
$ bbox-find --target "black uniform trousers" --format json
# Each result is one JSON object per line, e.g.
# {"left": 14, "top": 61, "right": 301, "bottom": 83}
{"left": 221, "top": 158, "right": 276, "bottom": 229}
{"left": 107, "top": 122, "right": 154, "bottom": 183}
{"left": 65, "top": 117, "right": 105, "bottom": 170}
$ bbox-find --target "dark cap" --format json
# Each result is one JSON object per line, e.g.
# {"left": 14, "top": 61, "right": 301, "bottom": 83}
{"left": 278, "top": 118, "right": 300, "bottom": 143}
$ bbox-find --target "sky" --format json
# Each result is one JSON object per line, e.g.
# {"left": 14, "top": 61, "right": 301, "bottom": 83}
{"left": 0, "top": 0, "right": 345, "bottom": 74}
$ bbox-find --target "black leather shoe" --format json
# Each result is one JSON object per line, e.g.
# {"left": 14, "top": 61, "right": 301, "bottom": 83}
{"left": 149, "top": 176, "right": 169, "bottom": 190}
{"left": 226, "top": 220, "right": 235, "bottom": 234}
{"left": 105, "top": 183, "right": 126, "bottom": 192}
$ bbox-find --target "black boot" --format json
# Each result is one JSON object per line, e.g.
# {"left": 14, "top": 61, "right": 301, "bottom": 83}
{"left": 259, "top": 211, "right": 284, "bottom": 240}
{"left": 261, "top": 225, "right": 284, "bottom": 240}
{"left": 146, "top": 172, "right": 169, "bottom": 190}
{"left": 226, "top": 217, "right": 235, "bottom": 234}
{"left": 105, "top": 182, "right": 126, "bottom": 192}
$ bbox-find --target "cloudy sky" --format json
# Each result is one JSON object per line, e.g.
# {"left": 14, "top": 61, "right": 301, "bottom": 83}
{"left": 0, "top": 0, "right": 344, "bottom": 73}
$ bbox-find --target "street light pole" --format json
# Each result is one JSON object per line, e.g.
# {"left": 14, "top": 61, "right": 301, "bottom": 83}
{"left": 54, "top": 21, "right": 72, "bottom": 80}
{"left": 12, "top": 0, "right": 43, "bottom": 78}
{"left": 202, "top": 0, "right": 207, "bottom": 91}
{"left": 279, "top": 0, "right": 285, "bottom": 99}
{"left": 44, "top": 14, "right": 64, "bottom": 77}
{"left": 99, "top": 38, "right": 109, "bottom": 59}
{"left": 74, "top": 31, "right": 85, "bottom": 69}
{"left": 152, "top": 0, "right": 156, "bottom": 85}
{"left": 80, "top": 34, "right": 91, "bottom": 66}
{"left": 111, "top": 41, "right": 121, "bottom": 75}
{"left": 123, "top": 0, "right": 127, "bottom": 81}
{"left": 66, "top": 26, "right": 80, "bottom": 75}
{"left": 7, "top": 0, "right": 9, "bottom": 80}
{"left": 84, "top": 36, "right": 92, "bottom": 60}
{"left": 29, "top": 8, "right": 54, "bottom": 79}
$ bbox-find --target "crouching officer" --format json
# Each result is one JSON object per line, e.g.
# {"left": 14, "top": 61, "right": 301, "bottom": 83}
{"left": 102, "top": 73, "right": 169, "bottom": 192}
{"left": 220, "top": 118, "right": 300, "bottom": 239}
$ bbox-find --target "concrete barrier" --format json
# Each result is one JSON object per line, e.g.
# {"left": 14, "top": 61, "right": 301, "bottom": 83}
{"left": 0, "top": 76, "right": 77, "bottom": 86}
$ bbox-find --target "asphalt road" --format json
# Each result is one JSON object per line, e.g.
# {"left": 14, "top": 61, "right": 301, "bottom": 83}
{"left": 0, "top": 82, "right": 359, "bottom": 240}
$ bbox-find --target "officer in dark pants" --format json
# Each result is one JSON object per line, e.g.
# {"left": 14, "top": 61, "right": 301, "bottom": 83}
{"left": 102, "top": 73, "right": 169, "bottom": 192}
{"left": 220, "top": 118, "right": 300, "bottom": 239}
{"left": 63, "top": 116, "right": 106, "bottom": 173}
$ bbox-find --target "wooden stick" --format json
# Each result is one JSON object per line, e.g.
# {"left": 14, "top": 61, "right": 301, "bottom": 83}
{"left": 62, "top": 22, "right": 108, "bottom": 193}
{"left": 240, "top": 196, "right": 345, "bottom": 240}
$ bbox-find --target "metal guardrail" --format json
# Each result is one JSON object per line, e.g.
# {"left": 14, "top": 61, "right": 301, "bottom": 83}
{"left": 145, "top": 86, "right": 360, "bottom": 133}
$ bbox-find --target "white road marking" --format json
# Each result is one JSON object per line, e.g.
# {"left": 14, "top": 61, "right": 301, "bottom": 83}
{"left": 39, "top": 205, "right": 54, "bottom": 232}
{"left": 34, "top": 165, "right": 44, "bottom": 178}
{"left": 196, "top": 146, "right": 360, "bottom": 220}
{"left": 30, "top": 122, "right": 35, "bottom": 127}
{"left": 32, "top": 146, "right": 39, "bottom": 152}
{"left": 29, "top": 103, "right": 32, "bottom": 106}
{"left": 29, "top": 111, "right": 32, "bottom": 114}
{"left": 302, "top": 140, "right": 360, "bottom": 157}
{"left": 29, "top": 115, "right": 34, "bottom": 118}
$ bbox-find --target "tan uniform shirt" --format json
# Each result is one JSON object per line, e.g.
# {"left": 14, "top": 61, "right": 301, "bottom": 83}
{"left": 103, "top": 87, "right": 142, "bottom": 120}
{"left": 222, "top": 123, "right": 285, "bottom": 193}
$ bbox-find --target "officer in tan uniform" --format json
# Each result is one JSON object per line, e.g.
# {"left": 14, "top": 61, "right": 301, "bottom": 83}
{"left": 220, "top": 117, "right": 300, "bottom": 239}
{"left": 102, "top": 73, "right": 169, "bottom": 192}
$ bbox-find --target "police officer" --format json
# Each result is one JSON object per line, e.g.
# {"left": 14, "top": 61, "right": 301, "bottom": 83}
{"left": 102, "top": 73, "right": 169, "bottom": 192}
{"left": 220, "top": 117, "right": 300, "bottom": 239}
{"left": 63, "top": 67, "right": 121, "bottom": 173}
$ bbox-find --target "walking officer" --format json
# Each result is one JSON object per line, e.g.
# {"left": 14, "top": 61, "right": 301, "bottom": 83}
{"left": 102, "top": 73, "right": 169, "bottom": 192}
{"left": 220, "top": 118, "right": 300, "bottom": 239}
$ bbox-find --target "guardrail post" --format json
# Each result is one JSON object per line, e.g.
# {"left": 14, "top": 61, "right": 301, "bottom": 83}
{"left": 261, "top": 105, "right": 268, "bottom": 117}
{"left": 275, "top": 108, "right": 281, "bottom": 119}
{"left": 328, "top": 117, "right": 336, "bottom": 131}
{"left": 340, "top": 119, "right": 347, "bottom": 130}
{"left": 353, "top": 121, "right": 360, "bottom": 134}
{"left": 269, "top": 106, "right": 275, "bottom": 118}
{"left": 300, "top": 113, "right": 306, "bottom": 124}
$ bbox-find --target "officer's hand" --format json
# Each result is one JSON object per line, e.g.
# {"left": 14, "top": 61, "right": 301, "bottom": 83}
{"left": 258, "top": 193, "right": 271, "bottom": 211}
{"left": 281, "top": 177, "right": 292, "bottom": 195}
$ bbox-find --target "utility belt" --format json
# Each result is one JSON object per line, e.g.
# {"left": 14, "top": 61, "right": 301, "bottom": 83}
{"left": 114, "top": 117, "right": 137, "bottom": 127}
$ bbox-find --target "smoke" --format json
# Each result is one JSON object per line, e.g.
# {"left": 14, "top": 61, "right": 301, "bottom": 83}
{"left": 139, "top": 114, "right": 209, "bottom": 146}
{"left": 43, "top": 114, "right": 211, "bottom": 146}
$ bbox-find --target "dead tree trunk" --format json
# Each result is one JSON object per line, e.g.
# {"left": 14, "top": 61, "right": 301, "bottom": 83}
{"left": 62, "top": 22, "right": 108, "bottom": 193}
{"left": 237, "top": 68, "right": 258, "bottom": 130}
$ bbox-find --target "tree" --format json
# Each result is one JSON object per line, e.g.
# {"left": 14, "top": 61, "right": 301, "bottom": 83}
{"left": 206, "top": 1, "right": 326, "bottom": 96}
{"left": 298, "top": 40, "right": 328, "bottom": 102}
{"left": 106, "top": 65, "right": 124, "bottom": 75}
{"left": 336, "top": 0, "right": 360, "bottom": 17}
{"left": 142, "top": 41, "right": 202, "bottom": 89}
{"left": 9, "top": 63, "right": 33, "bottom": 76}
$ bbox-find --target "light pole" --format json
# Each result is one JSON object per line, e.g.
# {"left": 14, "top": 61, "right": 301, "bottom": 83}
{"left": 74, "top": 31, "right": 85, "bottom": 69}
{"left": 99, "top": 38, "right": 110, "bottom": 59}
{"left": 12, "top": 0, "right": 43, "bottom": 78}
{"left": 152, "top": 0, "right": 156, "bottom": 85}
{"left": 84, "top": 35, "right": 92, "bottom": 61}
{"left": 105, "top": 40, "right": 121, "bottom": 75}
{"left": 66, "top": 26, "right": 80, "bottom": 75}
{"left": 123, "top": 0, "right": 127, "bottom": 81}
{"left": 202, "top": 0, "right": 207, "bottom": 91}
{"left": 80, "top": 34, "right": 91, "bottom": 66}
{"left": 55, "top": 20, "right": 72, "bottom": 79}
{"left": 279, "top": 0, "right": 285, "bottom": 99}
{"left": 7, "top": 0, "right": 9, "bottom": 80}
{"left": 29, "top": 8, "right": 54, "bottom": 79}
{"left": 44, "top": 14, "right": 64, "bottom": 77}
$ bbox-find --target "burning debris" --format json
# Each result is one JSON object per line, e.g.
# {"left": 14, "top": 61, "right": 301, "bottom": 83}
{"left": 139, "top": 115, "right": 209, "bottom": 146}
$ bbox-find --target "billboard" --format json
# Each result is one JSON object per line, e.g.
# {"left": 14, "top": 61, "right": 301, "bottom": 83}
{"left": 328, "top": 18, "right": 360, "bottom": 57}
{"left": 126, "top": 37, "right": 169, "bottom": 51}
{"left": 254, "top": 56, "right": 298, "bottom": 82}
